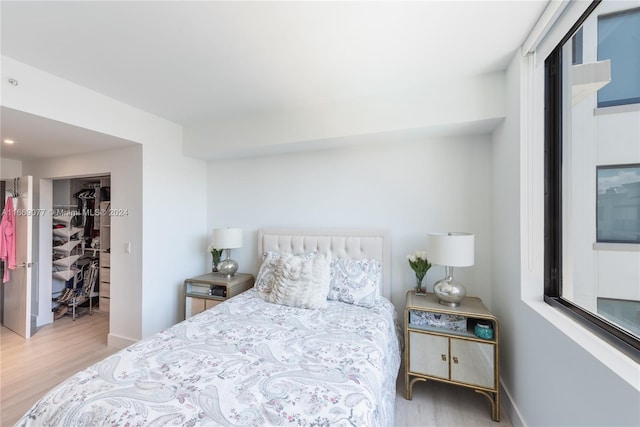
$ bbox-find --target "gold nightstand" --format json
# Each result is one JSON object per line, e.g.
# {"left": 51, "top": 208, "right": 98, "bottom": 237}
{"left": 404, "top": 291, "right": 500, "bottom": 421}
{"left": 183, "top": 273, "right": 254, "bottom": 319}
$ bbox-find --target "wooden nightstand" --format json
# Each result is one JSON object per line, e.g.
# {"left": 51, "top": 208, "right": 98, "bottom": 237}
{"left": 184, "top": 273, "right": 254, "bottom": 319}
{"left": 404, "top": 291, "right": 500, "bottom": 422}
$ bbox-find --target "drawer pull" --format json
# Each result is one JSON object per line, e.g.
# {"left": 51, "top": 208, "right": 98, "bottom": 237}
{"left": 441, "top": 354, "right": 447, "bottom": 361}
{"left": 453, "top": 356, "right": 459, "bottom": 364}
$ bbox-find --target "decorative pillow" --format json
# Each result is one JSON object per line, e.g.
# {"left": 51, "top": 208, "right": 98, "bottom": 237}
{"left": 328, "top": 258, "right": 381, "bottom": 308}
{"left": 255, "top": 251, "right": 317, "bottom": 295}
{"left": 264, "top": 252, "right": 331, "bottom": 309}
{"left": 254, "top": 251, "right": 281, "bottom": 295}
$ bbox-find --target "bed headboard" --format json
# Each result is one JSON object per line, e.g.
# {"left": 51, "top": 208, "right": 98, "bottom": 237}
{"left": 258, "top": 228, "right": 391, "bottom": 299}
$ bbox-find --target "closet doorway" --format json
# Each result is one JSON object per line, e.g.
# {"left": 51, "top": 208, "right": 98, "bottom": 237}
{"left": 51, "top": 175, "right": 110, "bottom": 326}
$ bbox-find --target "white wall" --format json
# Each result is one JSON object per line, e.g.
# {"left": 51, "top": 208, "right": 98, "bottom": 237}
{"left": 140, "top": 128, "right": 209, "bottom": 337}
{"left": 491, "top": 50, "right": 640, "bottom": 427}
{"left": 490, "top": 52, "right": 523, "bottom": 424}
{"left": 2, "top": 56, "right": 208, "bottom": 345}
{"left": 52, "top": 179, "right": 71, "bottom": 206}
{"left": 208, "top": 135, "right": 493, "bottom": 313}
{"left": 1, "top": 157, "right": 23, "bottom": 179}
{"left": 185, "top": 73, "right": 505, "bottom": 160}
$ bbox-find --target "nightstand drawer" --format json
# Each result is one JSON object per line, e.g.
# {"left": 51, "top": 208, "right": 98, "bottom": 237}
{"left": 187, "top": 297, "right": 223, "bottom": 317}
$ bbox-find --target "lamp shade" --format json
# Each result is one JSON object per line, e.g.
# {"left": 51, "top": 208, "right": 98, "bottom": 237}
{"left": 212, "top": 228, "right": 243, "bottom": 249}
{"left": 427, "top": 232, "right": 474, "bottom": 267}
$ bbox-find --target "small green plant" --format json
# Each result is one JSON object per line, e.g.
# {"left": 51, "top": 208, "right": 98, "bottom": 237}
{"left": 407, "top": 251, "right": 431, "bottom": 291}
{"left": 208, "top": 245, "right": 223, "bottom": 262}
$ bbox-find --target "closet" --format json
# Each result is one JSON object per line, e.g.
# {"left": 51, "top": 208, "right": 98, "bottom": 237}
{"left": 51, "top": 176, "right": 110, "bottom": 320}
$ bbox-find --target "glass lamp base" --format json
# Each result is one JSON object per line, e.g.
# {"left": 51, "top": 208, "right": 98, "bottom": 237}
{"left": 218, "top": 259, "right": 238, "bottom": 278}
{"left": 433, "top": 275, "right": 466, "bottom": 307}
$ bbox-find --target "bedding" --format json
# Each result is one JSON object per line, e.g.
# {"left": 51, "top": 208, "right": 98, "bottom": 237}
{"left": 17, "top": 289, "right": 401, "bottom": 426}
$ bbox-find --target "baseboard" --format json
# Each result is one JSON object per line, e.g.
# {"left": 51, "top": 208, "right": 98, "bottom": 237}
{"left": 500, "top": 380, "right": 526, "bottom": 427}
{"left": 107, "top": 333, "right": 137, "bottom": 349}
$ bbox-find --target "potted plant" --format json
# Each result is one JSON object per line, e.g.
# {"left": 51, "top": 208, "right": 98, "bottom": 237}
{"left": 407, "top": 251, "right": 431, "bottom": 293}
{"left": 208, "top": 245, "right": 223, "bottom": 273}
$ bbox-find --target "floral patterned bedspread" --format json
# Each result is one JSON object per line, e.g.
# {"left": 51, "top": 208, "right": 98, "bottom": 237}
{"left": 17, "top": 289, "right": 401, "bottom": 426}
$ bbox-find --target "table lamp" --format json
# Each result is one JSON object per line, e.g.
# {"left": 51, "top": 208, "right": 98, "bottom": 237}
{"left": 427, "top": 232, "right": 474, "bottom": 307}
{"left": 212, "top": 228, "right": 243, "bottom": 277}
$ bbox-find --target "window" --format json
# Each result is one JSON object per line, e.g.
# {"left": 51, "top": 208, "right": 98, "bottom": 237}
{"left": 572, "top": 27, "right": 583, "bottom": 65}
{"left": 597, "top": 8, "right": 640, "bottom": 107}
{"left": 545, "top": 0, "right": 640, "bottom": 361}
{"left": 597, "top": 164, "right": 640, "bottom": 243}
{"left": 598, "top": 298, "right": 640, "bottom": 337}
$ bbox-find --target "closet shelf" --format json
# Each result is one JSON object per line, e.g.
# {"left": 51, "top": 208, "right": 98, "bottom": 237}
{"left": 53, "top": 270, "right": 77, "bottom": 281}
{"left": 53, "top": 240, "right": 81, "bottom": 252}
{"left": 53, "top": 255, "right": 81, "bottom": 267}
{"left": 52, "top": 226, "right": 83, "bottom": 238}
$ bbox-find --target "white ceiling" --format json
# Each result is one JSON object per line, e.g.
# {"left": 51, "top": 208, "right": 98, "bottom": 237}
{"left": 0, "top": 1, "right": 548, "bottom": 161}
{"left": 0, "top": 107, "right": 137, "bottom": 161}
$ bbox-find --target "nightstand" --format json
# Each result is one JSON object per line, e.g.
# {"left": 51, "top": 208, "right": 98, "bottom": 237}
{"left": 184, "top": 273, "right": 254, "bottom": 319}
{"left": 404, "top": 291, "right": 500, "bottom": 422}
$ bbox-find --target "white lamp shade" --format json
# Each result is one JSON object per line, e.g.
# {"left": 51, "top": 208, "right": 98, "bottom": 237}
{"left": 212, "top": 228, "right": 243, "bottom": 249}
{"left": 427, "top": 232, "right": 474, "bottom": 267}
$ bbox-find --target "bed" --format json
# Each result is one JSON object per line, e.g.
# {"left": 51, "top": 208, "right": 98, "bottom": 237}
{"left": 17, "top": 228, "right": 401, "bottom": 426}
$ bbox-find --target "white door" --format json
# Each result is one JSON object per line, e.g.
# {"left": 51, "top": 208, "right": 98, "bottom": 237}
{"left": 3, "top": 176, "right": 34, "bottom": 338}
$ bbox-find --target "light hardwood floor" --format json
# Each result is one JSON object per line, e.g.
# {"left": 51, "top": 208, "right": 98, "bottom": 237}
{"left": 395, "top": 365, "right": 513, "bottom": 427}
{"left": 1, "top": 313, "right": 512, "bottom": 426}
{"left": 1, "top": 311, "right": 117, "bottom": 425}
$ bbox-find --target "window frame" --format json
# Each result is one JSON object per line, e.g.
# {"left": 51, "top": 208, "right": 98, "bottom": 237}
{"left": 543, "top": 0, "right": 640, "bottom": 362}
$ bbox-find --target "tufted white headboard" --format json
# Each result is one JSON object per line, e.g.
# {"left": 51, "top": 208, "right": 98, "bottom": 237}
{"left": 258, "top": 228, "right": 391, "bottom": 299}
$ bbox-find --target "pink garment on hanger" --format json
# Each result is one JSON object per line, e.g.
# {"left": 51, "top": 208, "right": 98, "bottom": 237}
{"left": 0, "top": 196, "right": 17, "bottom": 283}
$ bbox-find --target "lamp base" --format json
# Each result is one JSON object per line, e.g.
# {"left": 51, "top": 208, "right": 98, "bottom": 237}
{"left": 218, "top": 258, "right": 238, "bottom": 278}
{"left": 433, "top": 267, "right": 466, "bottom": 307}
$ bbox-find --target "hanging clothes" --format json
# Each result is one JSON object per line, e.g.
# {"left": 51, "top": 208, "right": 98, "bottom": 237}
{"left": 0, "top": 196, "right": 17, "bottom": 283}
{"left": 73, "top": 188, "right": 98, "bottom": 246}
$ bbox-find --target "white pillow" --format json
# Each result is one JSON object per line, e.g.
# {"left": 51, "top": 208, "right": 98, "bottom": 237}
{"left": 327, "top": 258, "right": 381, "bottom": 308}
{"left": 254, "top": 251, "right": 280, "bottom": 295}
{"left": 265, "top": 252, "right": 331, "bottom": 309}
{"left": 255, "top": 251, "right": 316, "bottom": 295}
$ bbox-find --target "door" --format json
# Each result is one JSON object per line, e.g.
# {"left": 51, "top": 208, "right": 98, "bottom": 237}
{"left": 450, "top": 338, "right": 495, "bottom": 388}
{"left": 408, "top": 331, "right": 449, "bottom": 379}
{"left": 3, "top": 176, "right": 34, "bottom": 338}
